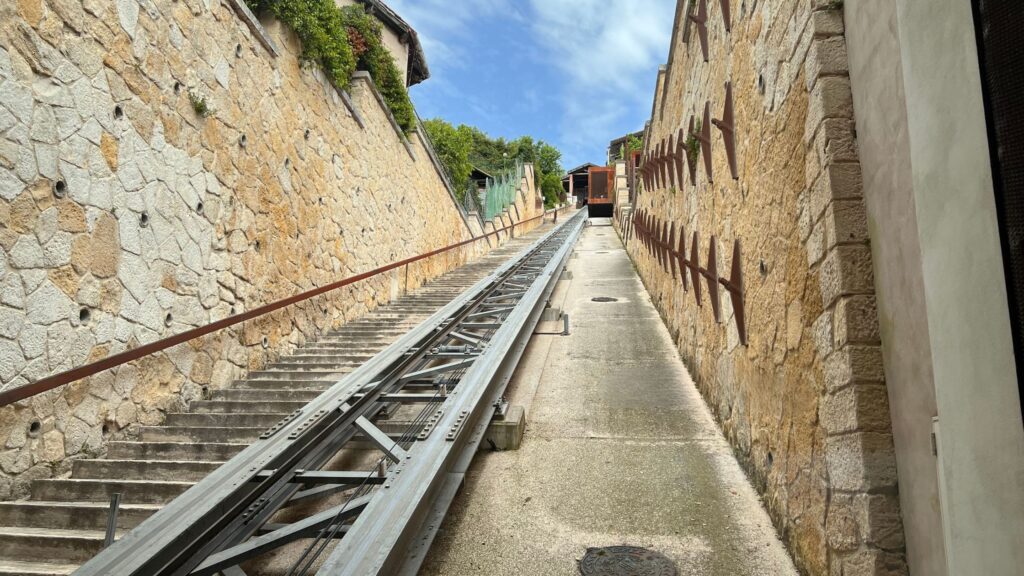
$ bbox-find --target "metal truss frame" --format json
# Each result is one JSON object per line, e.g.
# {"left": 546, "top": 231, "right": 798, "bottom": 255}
{"left": 74, "top": 210, "right": 586, "bottom": 576}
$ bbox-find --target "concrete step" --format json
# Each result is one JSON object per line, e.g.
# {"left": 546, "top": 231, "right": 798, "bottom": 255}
{"left": 295, "top": 345, "right": 387, "bottom": 353}
{"left": 0, "top": 527, "right": 117, "bottom": 564}
{"left": 233, "top": 378, "right": 335, "bottom": 390}
{"left": 72, "top": 459, "right": 223, "bottom": 482}
{"left": 355, "top": 318, "right": 430, "bottom": 326}
{"left": 246, "top": 370, "right": 350, "bottom": 381}
{"left": 329, "top": 327, "right": 407, "bottom": 335}
{"left": 191, "top": 399, "right": 309, "bottom": 413}
{"left": 337, "top": 317, "right": 413, "bottom": 327}
{"left": 140, "top": 425, "right": 263, "bottom": 444}
{"left": 0, "top": 501, "right": 158, "bottom": 531}
{"left": 0, "top": 559, "right": 77, "bottom": 576}
{"left": 106, "top": 441, "right": 246, "bottom": 461}
{"left": 31, "top": 479, "right": 192, "bottom": 505}
{"left": 370, "top": 306, "right": 444, "bottom": 312}
{"left": 269, "top": 361, "right": 364, "bottom": 371}
{"left": 290, "top": 349, "right": 381, "bottom": 358}
{"left": 163, "top": 412, "right": 284, "bottom": 429}
{"left": 314, "top": 335, "right": 400, "bottom": 345}
{"left": 294, "top": 342, "right": 385, "bottom": 350}
{"left": 281, "top": 354, "right": 376, "bottom": 363}
{"left": 209, "top": 389, "right": 322, "bottom": 403}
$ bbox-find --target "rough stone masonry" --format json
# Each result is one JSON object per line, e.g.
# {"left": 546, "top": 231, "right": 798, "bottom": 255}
{"left": 0, "top": 0, "right": 543, "bottom": 498}
{"left": 618, "top": 1, "right": 907, "bottom": 575}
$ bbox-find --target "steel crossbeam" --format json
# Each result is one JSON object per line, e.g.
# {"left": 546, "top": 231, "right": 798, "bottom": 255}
{"left": 74, "top": 210, "right": 585, "bottom": 576}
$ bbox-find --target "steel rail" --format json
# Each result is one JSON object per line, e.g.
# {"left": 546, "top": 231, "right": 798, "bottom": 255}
{"left": 0, "top": 206, "right": 569, "bottom": 408}
{"left": 323, "top": 211, "right": 584, "bottom": 575}
{"left": 72, "top": 209, "right": 585, "bottom": 576}
{"left": 183, "top": 229, "right": 552, "bottom": 576}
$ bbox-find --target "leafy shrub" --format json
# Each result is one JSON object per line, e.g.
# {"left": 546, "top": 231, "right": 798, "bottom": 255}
{"left": 340, "top": 5, "right": 415, "bottom": 132}
{"left": 541, "top": 171, "right": 563, "bottom": 208}
{"left": 246, "top": 0, "right": 415, "bottom": 132}
{"left": 422, "top": 118, "right": 474, "bottom": 195}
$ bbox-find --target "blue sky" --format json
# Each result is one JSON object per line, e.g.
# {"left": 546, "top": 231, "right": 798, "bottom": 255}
{"left": 387, "top": 0, "right": 677, "bottom": 170}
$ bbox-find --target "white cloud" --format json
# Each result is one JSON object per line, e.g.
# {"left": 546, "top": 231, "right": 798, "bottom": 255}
{"left": 530, "top": 0, "right": 674, "bottom": 91}
{"left": 528, "top": 0, "right": 676, "bottom": 166}
{"left": 385, "top": 0, "right": 522, "bottom": 69}
{"left": 384, "top": 0, "right": 676, "bottom": 167}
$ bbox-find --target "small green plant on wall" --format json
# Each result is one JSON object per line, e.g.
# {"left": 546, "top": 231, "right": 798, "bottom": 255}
{"left": 686, "top": 119, "right": 702, "bottom": 165}
{"left": 189, "top": 90, "right": 212, "bottom": 118}
{"left": 627, "top": 134, "right": 643, "bottom": 154}
{"left": 245, "top": 0, "right": 415, "bottom": 132}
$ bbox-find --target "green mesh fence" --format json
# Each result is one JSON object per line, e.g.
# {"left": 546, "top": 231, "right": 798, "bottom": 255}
{"left": 481, "top": 160, "right": 524, "bottom": 220}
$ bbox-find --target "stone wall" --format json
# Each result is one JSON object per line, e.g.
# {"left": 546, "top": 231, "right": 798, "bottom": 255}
{"left": 0, "top": 0, "right": 542, "bottom": 497}
{"left": 618, "top": 1, "right": 906, "bottom": 574}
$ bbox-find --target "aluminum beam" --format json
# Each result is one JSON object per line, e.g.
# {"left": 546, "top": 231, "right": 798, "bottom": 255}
{"left": 320, "top": 214, "right": 585, "bottom": 575}
{"left": 72, "top": 211, "right": 585, "bottom": 576}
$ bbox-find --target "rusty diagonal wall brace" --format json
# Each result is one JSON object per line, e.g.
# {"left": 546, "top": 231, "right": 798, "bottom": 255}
{"left": 687, "top": 0, "right": 731, "bottom": 62}
{"left": 630, "top": 0, "right": 743, "bottom": 342}
{"left": 629, "top": 208, "right": 747, "bottom": 345}
{"left": 689, "top": 0, "right": 710, "bottom": 62}
{"left": 711, "top": 81, "right": 738, "bottom": 180}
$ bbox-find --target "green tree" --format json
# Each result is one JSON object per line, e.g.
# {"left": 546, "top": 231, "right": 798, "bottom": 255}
{"left": 627, "top": 134, "right": 643, "bottom": 153}
{"left": 536, "top": 143, "right": 562, "bottom": 176}
{"left": 465, "top": 127, "right": 512, "bottom": 174}
{"left": 423, "top": 119, "right": 566, "bottom": 204}
{"left": 422, "top": 118, "right": 473, "bottom": 197}
{"left": 541, "top": 172, "right": 563, "bottom": 208}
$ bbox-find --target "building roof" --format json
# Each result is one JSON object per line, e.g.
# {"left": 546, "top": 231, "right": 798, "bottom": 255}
{"left": 563, "top": 162, "right": 598, "bottom": 178}
{"left": 356, "top": 0, "right": 430, "bottom": 86}
{"left": 608, "top": 130, "right": 644, "bottom": 149}
{"left": 470, "top": 166, "right": 494, "bottom": 181}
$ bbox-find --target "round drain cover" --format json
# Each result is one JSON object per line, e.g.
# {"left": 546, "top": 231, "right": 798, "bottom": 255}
{"left": 591, "top": 297, "right": 618, "bottom": 303}
{"left": 579, "top": 546, "right": 677, "bottom": 576}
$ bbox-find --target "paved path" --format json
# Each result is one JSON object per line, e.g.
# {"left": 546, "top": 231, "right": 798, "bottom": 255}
{"left": 421, "top": 219, "right": 798, "bottom": 575}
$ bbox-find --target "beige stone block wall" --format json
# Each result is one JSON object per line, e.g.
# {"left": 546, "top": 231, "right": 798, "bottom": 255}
{"left": 0, "top": 0, "right": 525, "bottom": 497}
{"left": 619, "top": 1, "right": 905, "bottom": 574}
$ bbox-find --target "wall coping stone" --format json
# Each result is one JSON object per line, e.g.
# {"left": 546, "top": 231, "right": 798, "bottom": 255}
{"left": 224, "top": 0, "right": 280, "bottom": 57}
{"left": 337, "top": 86, "right": 365, "bottom": 129}
{"left": 219, "top": 0, "right": 512, "bottom": 262}
{"left": 351, "top": 71, "right": 417, "bottom": 161}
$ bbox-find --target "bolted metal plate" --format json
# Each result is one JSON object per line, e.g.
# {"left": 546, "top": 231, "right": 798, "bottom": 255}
{"left": 578, "top": 546, "right": 677, "bottom": 576}
{"left": 591, "top": 297, "right": 618, "bottom": 303}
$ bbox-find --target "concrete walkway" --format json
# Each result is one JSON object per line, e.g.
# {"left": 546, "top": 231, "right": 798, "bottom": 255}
{"left": 421, "top": 219, "right": 798, "bottom": 575}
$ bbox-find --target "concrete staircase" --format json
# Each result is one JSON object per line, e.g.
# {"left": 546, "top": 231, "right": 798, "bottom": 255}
{"left": 0, "top": 233, "right": 542, "bottom": 576}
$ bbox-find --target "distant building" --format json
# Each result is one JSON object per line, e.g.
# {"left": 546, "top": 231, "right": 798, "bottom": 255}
{"left": 337, "top": 0, "right": 429, "bottom": 87}
{"left": 469, "top": 167, "right": 493, "bottom": 192}
{"left": 607, "top": 130, "right": 644, "bottom": 164}
{"left": 562, "top": 163, "right": 597, "bottom": 207}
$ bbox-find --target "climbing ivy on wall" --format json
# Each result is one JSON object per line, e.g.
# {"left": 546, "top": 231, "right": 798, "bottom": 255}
{"left": 246, "top": 0, "right": 416, "bottom": 132}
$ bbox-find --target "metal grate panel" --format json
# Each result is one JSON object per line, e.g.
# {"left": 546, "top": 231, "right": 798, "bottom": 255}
{"left": 975, "top": 0, "right": 1024, "bottom": 397}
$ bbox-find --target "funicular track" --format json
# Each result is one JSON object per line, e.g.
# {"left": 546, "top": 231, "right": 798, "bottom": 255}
{"left": 68, "top": 210, "right": 584, "bottom": 576}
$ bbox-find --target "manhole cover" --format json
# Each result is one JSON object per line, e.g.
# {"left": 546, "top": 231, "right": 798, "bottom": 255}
{"left": 579, "top": 546, "right": 677, "bottom": 576}
{"left": 591, "top": 297, "right": 618, "bottom": 303}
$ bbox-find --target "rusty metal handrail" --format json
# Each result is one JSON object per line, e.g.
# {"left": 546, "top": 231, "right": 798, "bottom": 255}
{"left": 0, "top": 207, "right": 569, "bottom": 408}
